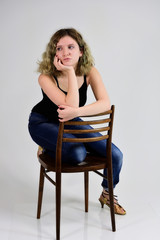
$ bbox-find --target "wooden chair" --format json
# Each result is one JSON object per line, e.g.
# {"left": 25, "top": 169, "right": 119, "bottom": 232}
{"left": 37, "top": 105, "right": 116, "bottom": 240}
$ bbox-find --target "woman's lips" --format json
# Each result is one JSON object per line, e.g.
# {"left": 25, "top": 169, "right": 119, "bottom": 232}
{"left": 63, "top": 58, "right": 71, "bottom": 61}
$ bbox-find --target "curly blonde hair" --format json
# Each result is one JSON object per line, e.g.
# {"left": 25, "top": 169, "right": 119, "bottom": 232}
{"left": 37, "top": 28, "right": 94, "bottom": 77}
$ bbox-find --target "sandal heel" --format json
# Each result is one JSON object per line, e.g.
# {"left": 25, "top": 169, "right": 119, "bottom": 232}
{"left": 99, "top": 198, "right": 104, "bottom": 208}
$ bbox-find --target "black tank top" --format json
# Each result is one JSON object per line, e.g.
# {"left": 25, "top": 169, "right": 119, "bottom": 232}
{"left": 31, "top": 75, "right": 87, "bottom": 122}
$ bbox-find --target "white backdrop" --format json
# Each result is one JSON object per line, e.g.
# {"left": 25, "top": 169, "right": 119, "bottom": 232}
{"left": 0, "top": 0, "right": 160, "bottom": 224}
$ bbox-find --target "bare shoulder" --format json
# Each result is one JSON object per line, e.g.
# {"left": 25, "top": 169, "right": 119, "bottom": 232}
{"left": 87, "top": 67, "right": 102, "bottom": 85}
{"left": 88, "top": 66, "right": 100, "bottom": 77}
{"left": 38, "top": 74, "right": 51, "bottom": 83}
{"left": 87, "top": 67, "right": 110, "bottom": 103}
{"left": 38, "top": 74, "right": 56, "bottom": 87}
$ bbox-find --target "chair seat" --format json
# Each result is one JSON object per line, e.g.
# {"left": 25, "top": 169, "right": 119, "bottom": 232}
{"left": 38, "top": 153, "right": 107, "bottom": 173}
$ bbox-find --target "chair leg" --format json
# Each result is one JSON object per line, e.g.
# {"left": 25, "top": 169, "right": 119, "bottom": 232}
{"left": 107, "top": 168, "right": 116, "bottom": 232}
{"left": 37, "top": 165, "right": 45, "bottom": 219}
{"left": 56, "top": 172, "right": 61, "bottom": 240}
{"left": 84, "top": 171, "right": 89, "bottom": 212}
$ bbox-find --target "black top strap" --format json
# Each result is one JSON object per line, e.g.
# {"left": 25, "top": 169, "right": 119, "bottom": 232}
{"left": 54, "top": 75, "right": 87, "bottom": 92}
{"left": 54, "top": 76, "right": 59, "bottom": 88}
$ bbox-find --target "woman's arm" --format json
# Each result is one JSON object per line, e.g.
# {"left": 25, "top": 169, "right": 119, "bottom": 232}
{"left": 38, "top": 57, "right": 79, "bottom": 107}
{"left": 58, "top": 67, "right": 111, "bottom": 121}
{"left": 78, "top": 67, "right": 111, "bottom": 115}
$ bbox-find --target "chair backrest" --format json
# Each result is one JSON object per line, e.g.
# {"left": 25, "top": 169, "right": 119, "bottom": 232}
{"left": 55, "top": 105, "right": 115, "bottom": 171}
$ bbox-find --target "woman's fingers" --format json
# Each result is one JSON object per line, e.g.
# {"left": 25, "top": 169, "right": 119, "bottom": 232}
{"left": 57, "top": 105, "right": 78, "bottom": 122}
{"left": 54, "top": 56, "right": 61, "bottom": 70}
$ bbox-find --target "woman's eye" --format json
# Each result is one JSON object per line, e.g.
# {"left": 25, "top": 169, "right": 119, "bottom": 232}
{"left": 56, "top": 47, "right": 62, "bottom": 51}
{"left": 68, "top": 45, "right": 74, "bottom": 49}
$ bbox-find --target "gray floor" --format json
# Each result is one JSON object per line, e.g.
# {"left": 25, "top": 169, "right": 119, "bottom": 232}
{"left": 1, "top": 171, "right": 160, "bottom": 240}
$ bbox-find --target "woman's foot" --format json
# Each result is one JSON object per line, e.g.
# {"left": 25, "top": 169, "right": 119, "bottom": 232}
{"left": 99, "top": 190, "right": 126, "bottom": 215}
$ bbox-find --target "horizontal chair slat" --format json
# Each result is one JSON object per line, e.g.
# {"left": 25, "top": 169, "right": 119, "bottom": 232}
{"left": 63, "top": 126, "right": 110, "bottom": 134}
{"left": 62, "top": 135, "right": 109, "bottom": 143}
{"left": 64, "top": 118, "right": 111, "bottom": 126}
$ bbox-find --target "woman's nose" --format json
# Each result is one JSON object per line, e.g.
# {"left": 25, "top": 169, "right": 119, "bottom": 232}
{"left": 63, "top": 47, "right": 69, "bottom": 56}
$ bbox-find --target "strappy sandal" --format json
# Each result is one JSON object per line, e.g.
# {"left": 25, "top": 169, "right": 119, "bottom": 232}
{"left": 37, "top": 146, "right": 43, "bottom": 157}
{"left": 99, "top": 191, "right": 126, "bottom": 215}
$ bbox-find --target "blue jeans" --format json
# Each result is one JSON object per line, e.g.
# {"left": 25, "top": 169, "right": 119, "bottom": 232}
{"left": 28, "top": 112, "right": 123, "bottom": 190}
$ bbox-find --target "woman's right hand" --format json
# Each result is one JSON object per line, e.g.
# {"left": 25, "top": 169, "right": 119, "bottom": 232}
{"left": 53, "top": 55, "right": 74, "bottom": 73}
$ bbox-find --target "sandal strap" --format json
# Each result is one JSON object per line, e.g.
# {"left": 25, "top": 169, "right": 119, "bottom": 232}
{"left": 102, "top": 192, "right": 118, "bottom": 201}
{"left": 102, "top": 192, "right": 126, "bottom": 212}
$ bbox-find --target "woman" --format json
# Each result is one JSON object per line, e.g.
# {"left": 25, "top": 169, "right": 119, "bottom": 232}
{"left": 28, "top": 28, "right": 126, "bottom": 215}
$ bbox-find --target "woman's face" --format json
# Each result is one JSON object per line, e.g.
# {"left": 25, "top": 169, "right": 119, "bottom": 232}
{"left": 56, "top": 36, "right": 82, "bottom": 68}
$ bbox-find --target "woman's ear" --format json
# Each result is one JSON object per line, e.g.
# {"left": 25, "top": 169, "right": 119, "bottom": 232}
{"left": 79, "top": 49, "right": 83, "bottom": 57}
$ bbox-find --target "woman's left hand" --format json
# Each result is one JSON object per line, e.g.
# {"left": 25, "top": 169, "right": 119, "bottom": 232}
{"left": 57, "top": 105, "right": 79, "bottom": 122}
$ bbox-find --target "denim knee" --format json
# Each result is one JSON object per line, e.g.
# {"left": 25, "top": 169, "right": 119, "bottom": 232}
{"left": 68, "top": 144, "right": 87, "bottom": 164}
